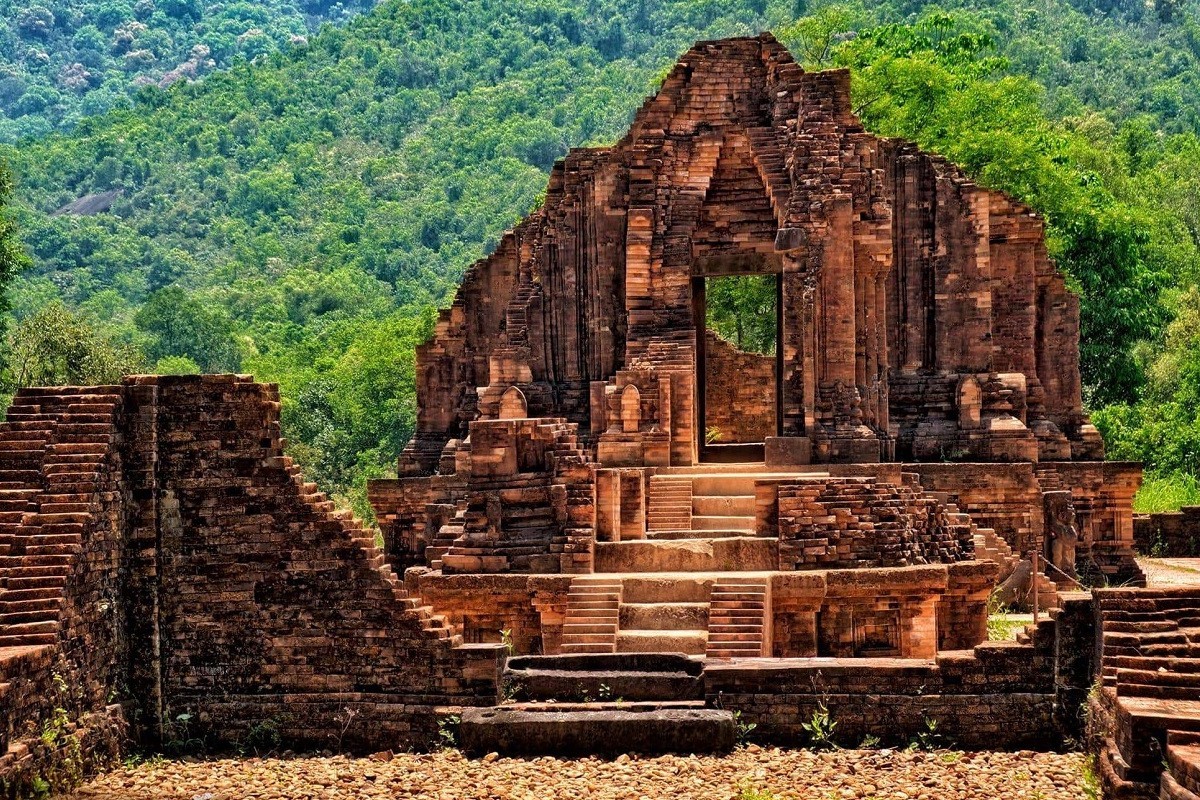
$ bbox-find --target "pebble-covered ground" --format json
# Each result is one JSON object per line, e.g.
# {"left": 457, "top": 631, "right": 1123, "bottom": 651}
{"left": 63, "top": 747, "right": 1094, "bottom": 800}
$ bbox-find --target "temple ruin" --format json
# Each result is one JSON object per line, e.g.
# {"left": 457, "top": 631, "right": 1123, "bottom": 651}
{"left": 368, "top": 33, "right": 1143, "bottom": 663}
{"left": 2, "top": 33, "right": 1198, "bottom": 800}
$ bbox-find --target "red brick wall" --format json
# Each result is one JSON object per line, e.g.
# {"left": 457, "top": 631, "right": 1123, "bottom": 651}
{"left": 1, "top": 377, "right": 504, "bottom": 797}
{"left": 703, "top": 331, "right": 775, "bottom": 443}
{"left": 1135, "top": 507, "right": 1200, "bottom": 557}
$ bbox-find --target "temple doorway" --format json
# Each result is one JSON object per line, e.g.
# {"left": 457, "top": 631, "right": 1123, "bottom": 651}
{"left": 694, "top": 273, "right": 782, "bottom": 462}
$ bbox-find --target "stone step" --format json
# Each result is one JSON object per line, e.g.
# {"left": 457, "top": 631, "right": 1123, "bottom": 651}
{"left": 1, "top": 575, "right": 65, "bottom": 591}
{"left": 692, "top": 495, "right": 755, "bottom": 517}
{"left": 0, "top": 632, "right": 56, "bottom": 647}
{"left": 691, "top": 476, "right": 758, "bottom": 497}
{"left": 562, "top": 623, "right": 619, "bottom": 637}
{"left": 618, "top": 576, "right": 713, "bottom": 604}
{"left": 647, "top": 528, "right": 758, "bottom": 540}
{"left": 504, "top": 653, "right": 704, "bottom": 703}
{"left": 594, "top": 538, "right": 777, "bottom": 572}
{"left": 691, "top": 515, "right": 755, "bottom": 532}
{"left": 459, "top": 704, "right": 734, "bottom": 757}
{"left": 620, "top": 602, "right": 708, "bottom": 631}
{"left": 616, "top": 629, "right": 707, "bottom": 655}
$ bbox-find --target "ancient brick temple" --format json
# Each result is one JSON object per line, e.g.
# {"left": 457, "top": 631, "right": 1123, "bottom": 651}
{"left": 5, "top": 33, "right": 1187, "bottom": 800}
{"left": 370, "top": 33, "right": 1142, "bottom": 662}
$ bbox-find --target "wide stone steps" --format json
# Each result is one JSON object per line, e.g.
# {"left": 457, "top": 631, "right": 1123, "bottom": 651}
{"left": 1164, "top": 736, "right": 1200, "bottom": 799}
{"left": 616, "top": 629, "right": 706, "bottom": 654}
{"left": 459, "top": 701, "right": 734, "bottom": 757}
{"left": 594, "top": 537, "right": 777, "bottom": 572}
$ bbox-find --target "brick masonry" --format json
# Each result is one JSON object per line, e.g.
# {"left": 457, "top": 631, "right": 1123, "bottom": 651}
{"left": 0, "top": 32, "right": 1162, "bottom": 792}
{"left": 0, "top": 378, "right": 503, "bottom": 797}
{"left": 1135, "top": 507, "right": 1200, "bottom": 557}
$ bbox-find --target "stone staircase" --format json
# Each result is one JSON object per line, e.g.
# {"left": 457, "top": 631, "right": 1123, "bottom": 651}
{"left": 560, "top": 576, "right": 623, "bottom": 654}
{"left": 933, "top": 497, "right": 1060, "bottom": 612}
{"left": 1163, "top": 732, "right": 1200, "bottom": 800}
{"left": 0, "top": 388, "right": 123, "bottom": 649}
{"left": 646, "top": 476, "right": 691, "bottom": 533}
{"left": 617, "top": 576, "right": 710, "bottom": 655}
{"left": 1092, "top": 588, "right": 1200, "bottom": 792}
{"left": 598, "top": 469, "right": 776, "bottom": 572}
{"left": 461, "top": 653, "right": 733, "bottom": 756}
{"left": 706, "top": 576, "right": 769, "bottom": 658}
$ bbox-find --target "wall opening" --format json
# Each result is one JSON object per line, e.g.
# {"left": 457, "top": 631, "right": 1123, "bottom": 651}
{"left": 694, "top": 272, "right": 781, "bottom": 462}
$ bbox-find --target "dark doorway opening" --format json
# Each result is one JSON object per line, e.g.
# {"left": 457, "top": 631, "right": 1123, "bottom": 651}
{"left": 694, "top": 273, "right": 782, "bottom": 463}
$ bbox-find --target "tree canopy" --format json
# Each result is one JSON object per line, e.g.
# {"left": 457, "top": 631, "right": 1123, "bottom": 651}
{"left": 2, "top": 0, "right": 1199, "bottom": 514}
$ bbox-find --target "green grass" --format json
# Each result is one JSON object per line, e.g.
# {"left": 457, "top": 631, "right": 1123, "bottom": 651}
{"left": 1134, "top": 472, "right": 1200, "bottom": 513}
{"left": 988, "top": 612, "right": 1032, "bottom": 641}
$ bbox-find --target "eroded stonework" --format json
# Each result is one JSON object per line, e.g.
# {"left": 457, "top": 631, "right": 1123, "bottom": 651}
{"left": 371, "top": 34, "right": 1143, "bottom": 663}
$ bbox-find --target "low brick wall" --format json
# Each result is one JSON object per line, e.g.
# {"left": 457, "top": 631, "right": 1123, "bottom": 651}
{"left": 712, "top": 592, "right": 1096, "bottom": 750}
{"left": 704, "top": 331, "right": 775, "bottom": 444}
{"left": 1135, "top": 507, "right": 1200, "bottom": 557}
{"left": 707, "top": 643, "right": 1058, "bottom": 749}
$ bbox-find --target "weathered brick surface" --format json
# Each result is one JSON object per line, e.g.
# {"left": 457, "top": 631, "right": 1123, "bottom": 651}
{"left": 0, "top": 378, "right": 504, "bottom": 795}
{"left": 403, "top": 34, "right": 1103, "bottom": 474}
{"left": 1088, "top": 588, "right": 1200, "bottom": 799}
{"left": 702, "top": 332, "right": 775, "bottom": 444}
{"left": 1136, "top": 507, "right": 1200, "bottom": 557}
{"left": 775, "top": 476, "right": 974, "bottom": 569}
{"left": 706, "top": 636, "right": 1063, "bottom": 749}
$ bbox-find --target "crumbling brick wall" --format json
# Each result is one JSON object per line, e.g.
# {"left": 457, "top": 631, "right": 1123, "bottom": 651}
{"left": 1, "top": 377, "right": 504, "bottom": 796}
{"left": 703, "top": 331, "right": 775, "bottom": 443}
{"left": 1135, "top": 507, "right": 1200, "bottom": 557}
{"left": 148, "top": 376, "right": 502, "bottom": 749}
{"left": 776, "top": 476, "right": 975, "bottom": 569}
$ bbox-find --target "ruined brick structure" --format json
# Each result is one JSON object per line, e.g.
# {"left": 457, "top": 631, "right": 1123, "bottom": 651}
{"left": 0, "top": 33, "right": 1168, "bottom": 798}
{"left": 371, "top": 33, "right": 1142, "bottom": 665}
{"left": 0, "top": 379, "right": 502, "bottom": 795}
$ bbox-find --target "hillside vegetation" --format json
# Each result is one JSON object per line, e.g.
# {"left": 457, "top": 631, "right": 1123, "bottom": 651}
{"left": 0, "top": 0, "right": 379, "bottom": 142}
{"left": 0, "top": 0, "right": 1197, "bottom": 515}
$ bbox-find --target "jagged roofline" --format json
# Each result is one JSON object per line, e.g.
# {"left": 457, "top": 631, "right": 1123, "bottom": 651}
{"left": 429, "top": 32, "right": 1062, "bottom": 352}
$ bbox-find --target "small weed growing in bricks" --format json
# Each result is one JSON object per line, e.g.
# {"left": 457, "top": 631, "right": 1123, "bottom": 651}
{"left": 733, "top": 711, "right": 757, "bottom": 745}
{"left": 438, "top": 715, "right": 461, "bottom": 749}
{"left": 802, "top": 702, "right": 837, "bottom": 750}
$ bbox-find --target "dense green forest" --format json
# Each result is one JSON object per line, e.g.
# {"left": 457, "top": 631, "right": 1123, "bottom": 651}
{"left": 0, "top": 0, "right": 1197, "bottom": 517}
{"left": 0, "top": 0, "right": 379, "bottom": 142}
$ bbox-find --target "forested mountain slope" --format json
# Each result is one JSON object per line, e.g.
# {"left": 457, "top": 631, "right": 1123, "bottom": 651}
{"left": 0, "top": 0, "right": 1197, "bottom": 515}
{"left": 0, "top": 0, "right": 378, "bottom": 142}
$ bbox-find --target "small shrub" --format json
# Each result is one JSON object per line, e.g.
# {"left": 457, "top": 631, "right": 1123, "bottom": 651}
{"left": 737, "top": 783, "right": 780, "bottom": 800}
{"left": 733, "top": 711, "right": 758, "bottom": 745}
{"left": 438, "top": 714, "right": 460, "bottom": 749}
{"left": 801, "top": 702, "right": 837, "bottom": 749}
{"left": 912, "top": 716, "right": 951, "bottom": 751}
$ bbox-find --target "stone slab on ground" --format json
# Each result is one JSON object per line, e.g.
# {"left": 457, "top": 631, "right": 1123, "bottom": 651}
{"left": 459, "top": 704, "right": 735, "bottom": 756}
{"left": 62, "top": 748, "right": 1093, "bottom": 800}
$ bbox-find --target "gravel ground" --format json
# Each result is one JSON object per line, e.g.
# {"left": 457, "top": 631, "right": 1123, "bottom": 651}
{"left": 63, "top": 747, "right": 1093, "bottom": 800}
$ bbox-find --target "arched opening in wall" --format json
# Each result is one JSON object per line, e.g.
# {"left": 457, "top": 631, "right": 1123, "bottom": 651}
{"left": 693, "top": 259, "right": 782, "bottom": 463}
